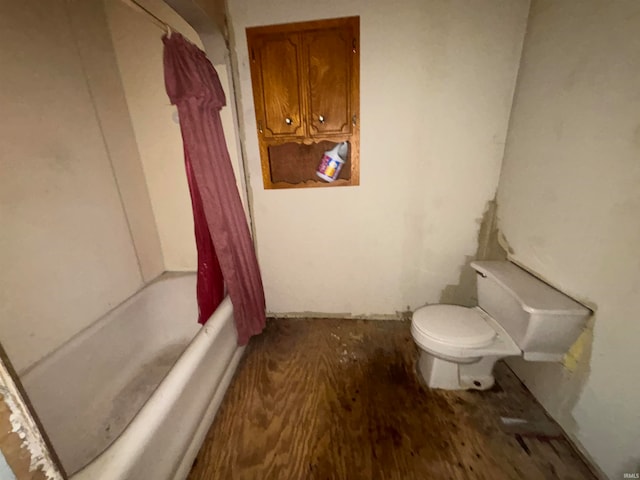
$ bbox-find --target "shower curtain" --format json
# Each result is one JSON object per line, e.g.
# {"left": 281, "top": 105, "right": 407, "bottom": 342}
{"left": 163, "top": 33, "right": 265, "bottom": 344}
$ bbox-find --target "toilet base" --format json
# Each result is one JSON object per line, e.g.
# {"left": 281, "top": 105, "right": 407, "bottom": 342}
{"left": 417, "top": 350, "right": 505, "bottom": 391}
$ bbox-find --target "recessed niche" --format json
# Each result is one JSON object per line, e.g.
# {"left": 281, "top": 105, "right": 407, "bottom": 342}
{"left": 246, "top": 17, "right": 360, "bottom": 189}
{"left": 268, "top": 140, "right": 352, "bottom": 185}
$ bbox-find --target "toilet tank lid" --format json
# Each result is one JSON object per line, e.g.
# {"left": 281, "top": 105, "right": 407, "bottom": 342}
{"left": 471, "top": 261, "right": 591, "bottom": 316}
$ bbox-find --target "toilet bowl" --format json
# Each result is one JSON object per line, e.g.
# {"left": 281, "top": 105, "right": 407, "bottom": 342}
{"left": 411, "top": 261, "right": 591, "bottom": 391}
{"left": 411, "top": 305, "right": 520, "bottom": 390}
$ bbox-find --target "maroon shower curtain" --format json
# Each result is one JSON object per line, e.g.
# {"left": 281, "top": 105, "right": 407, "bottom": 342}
{"left": 183, "top": 149, "right": 224, "bottom": 325}
{"left": 163, "top": 33, "right": 266, "bottom": 344}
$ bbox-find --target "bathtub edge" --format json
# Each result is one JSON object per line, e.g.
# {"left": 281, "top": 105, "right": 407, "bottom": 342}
{"left": 172, "top": 345, "right": 246, "bottom": 480}
{"left": 71, "top": 295, "right": 235, "bottom": 480}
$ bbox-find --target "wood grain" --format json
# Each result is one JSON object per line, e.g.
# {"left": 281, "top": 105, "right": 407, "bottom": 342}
{"left": 247, "top": 17, "right": 360, "bottom": 189}
{"left": 188, "top": 319, "right": 597, "bottom": 480}
{"left": 268, "top": 140, "right": 351, "bottom": 184}
{"left": 252, "top": 33, "right": 305, "bottom": 139}
{"left": 306, "top": 27, "right": 352, "bottom": 136}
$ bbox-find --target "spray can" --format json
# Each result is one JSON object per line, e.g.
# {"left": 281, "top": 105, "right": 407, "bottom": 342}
{"left": 316, "top": 142, "right": 348, "bottom": 182}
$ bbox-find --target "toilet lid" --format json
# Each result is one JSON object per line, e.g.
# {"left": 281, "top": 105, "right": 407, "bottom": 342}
{"left": 412, "top": 305, "right": 496, "bottom": 347}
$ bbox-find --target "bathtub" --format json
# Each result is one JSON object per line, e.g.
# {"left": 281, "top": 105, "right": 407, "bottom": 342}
{"left": 21, "top": 273, "right": 244, "bottom": 480}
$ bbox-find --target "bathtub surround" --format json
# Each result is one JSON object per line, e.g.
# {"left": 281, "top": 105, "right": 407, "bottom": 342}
{"left": 496, "top": 1, "right": 640, "bottom": 477}
{"left": 103, "top": 0, "right": 248, "bottom": 272}
{"left": 0, "top": 0, "right": 158, "bottom": 373}
{"left": 2, "top": 1, "right": 251, "bottom": 478}
{"left": 0, "top": 0, "right": 241, "bottom": 371}
{"left": 163, "top": 33, "right": 266, "bottom": 343}
{"left": 66, "top": 0, "right": 165, "bottom": 283}
{"left": 2, "top": 1, "right": 251, "bottom": 477}
{"left": 103, "top": 0, "right": 201, "bottom": 272}
{"left": 21, "top": 274, "right": 243, "bottom": 479}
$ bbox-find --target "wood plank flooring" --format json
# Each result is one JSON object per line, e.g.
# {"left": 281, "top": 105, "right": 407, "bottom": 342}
{"left": 188, "top": 318, "right": 596, "bottom": 480}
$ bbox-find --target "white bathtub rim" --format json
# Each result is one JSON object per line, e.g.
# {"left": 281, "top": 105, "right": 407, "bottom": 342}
{"left": 72, "top": 295, "right": 234, "bottom": 480}
{"left": 172, "top": 345, "right": 245, "bottom": 480}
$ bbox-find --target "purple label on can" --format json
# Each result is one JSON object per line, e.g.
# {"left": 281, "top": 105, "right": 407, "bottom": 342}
{"left": 317, "top": 154, "right": 332, "bottom": 175}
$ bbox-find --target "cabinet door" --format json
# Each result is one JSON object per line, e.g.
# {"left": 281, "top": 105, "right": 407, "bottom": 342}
{"left": 246, "top": 17, "right": 360, "bottom": 189}
{"left": 304, "top": 26, "right": 354, "bottom": 136}
{"left": 249, "top": 33, "right": 305, "bottom": 138}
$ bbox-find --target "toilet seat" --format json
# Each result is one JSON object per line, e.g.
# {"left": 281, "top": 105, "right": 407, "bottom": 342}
{"left": 411, "top": 306, "right": 521, "bottom": 360}
{"left": 412, "top": 305, "right": 496, "bottom": 348}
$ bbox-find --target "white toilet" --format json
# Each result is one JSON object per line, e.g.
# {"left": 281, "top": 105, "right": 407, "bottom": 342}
{"left": 411, "top": 261, "right": 591, "bottom": 390}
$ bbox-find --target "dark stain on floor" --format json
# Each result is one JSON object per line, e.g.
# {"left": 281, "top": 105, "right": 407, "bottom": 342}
{"left": 188, "top": 318, "right": 596, "bottom": 480}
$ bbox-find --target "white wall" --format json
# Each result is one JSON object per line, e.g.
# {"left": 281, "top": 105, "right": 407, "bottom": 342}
{"left": 497, "top": 1, "right": 640, "bottom": 477}
{"left": 105, "top": 0, "right": 200, "bottom": 271}
{"left": 227, "top": 0, "right": 530, "bottom": 315}
{"left": 105, "top": 0, "right": 246, "bottom": 271}
{"left": 68, "top": 0, "right": 165, "bottom": 283}
{"left": 0, "top": 0, "right": 150, "bottom": 372}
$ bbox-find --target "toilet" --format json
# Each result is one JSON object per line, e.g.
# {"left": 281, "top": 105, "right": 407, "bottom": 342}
{"left": 411, "top": 261, "right": 591, "bottom": 390}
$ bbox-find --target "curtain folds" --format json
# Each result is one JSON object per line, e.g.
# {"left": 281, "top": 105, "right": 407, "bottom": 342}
{"left": 163, "top": 33, "right": 266, "bottom": 344}
{"left": 183, "top": 148, "right": 224, "bottom": 325}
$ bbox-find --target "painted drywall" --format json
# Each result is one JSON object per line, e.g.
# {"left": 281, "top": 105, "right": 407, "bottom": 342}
{"left": 105, "top": 0, "right": 246, "bottom": 271}
{"left": 192, "top": 0, "right": 226, "bottom": 37}
{"left": 165, "top": 0, "right": 228, "bottom": 63}
{"left": 496, "top": 1, "right": 640, "bottom": 477}
{"left": 227, "top": 0, "right": 530, "bottom": 315}
{"left": 0, "top": 0, "right": 149, "bottom": 372}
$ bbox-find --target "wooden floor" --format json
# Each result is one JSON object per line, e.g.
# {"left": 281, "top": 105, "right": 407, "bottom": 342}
{"left": 188, "top": 319, "right": 596, "bottom": 480}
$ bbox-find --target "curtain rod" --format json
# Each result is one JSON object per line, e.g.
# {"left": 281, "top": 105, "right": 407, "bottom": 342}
{"left": 125, "top": 0, "right": 183, "bottom": 36}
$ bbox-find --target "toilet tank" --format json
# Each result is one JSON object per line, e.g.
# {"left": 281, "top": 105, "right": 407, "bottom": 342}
{"left": 470, "top": 261, "right": 591, "bottom": 362}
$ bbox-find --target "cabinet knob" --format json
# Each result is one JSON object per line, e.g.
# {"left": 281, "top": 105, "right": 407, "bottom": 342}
{"left": 318, "top": 115, "right": 325, "bottom": 124}
{"left": 285, "top": 117, "right": 293, "bottom": 125}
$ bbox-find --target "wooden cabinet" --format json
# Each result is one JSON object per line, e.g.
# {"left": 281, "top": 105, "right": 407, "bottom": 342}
{"left": 250, "top": 33, "right": 305, "bottom": 139}
{"left": 247, "top": 17, "right": 360, "bottom": 189}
